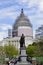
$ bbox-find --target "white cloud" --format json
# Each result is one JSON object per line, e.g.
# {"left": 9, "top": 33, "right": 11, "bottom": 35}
{"left": 38, "top": 0, "right": 43, "bottom": 11}
{"left": 18, "top": 0, "right": 27, "bottom": 3}
{"left": 37, "top": 20, "right": 43, "bottom": 25}
{"left": 0, "top": 24, "right": 12, "bottom": 30}
{"left": 31, "top": 0, "right": 43, "bottom": 12}
{"left": 0, "top": 5, "right": 19, "bottom": 19}
{"left": 19, "top": 0, "right": 43, "bottom": 12}
{"left": 0, "top": 0, "right": 43, "bottom": 20}
{"left": 0, "top": 0, "right": 15, "bottom": 6}
{"left": 28, "top": 0, "right": 38, "bottom": 7}
{"left": 0, "top": 31, "right": 8, "bottom": 41}
{"left": 0, "top": 23, "right": 12, "bottom": 41}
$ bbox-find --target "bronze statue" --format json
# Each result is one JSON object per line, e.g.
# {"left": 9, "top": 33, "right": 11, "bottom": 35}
{"left": 20, "top": 34, "right": 25, "bottom": 48}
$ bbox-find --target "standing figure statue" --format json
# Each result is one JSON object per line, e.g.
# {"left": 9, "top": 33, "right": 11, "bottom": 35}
{"left": 20, "top": 34, "right": 25, "bottom": 48}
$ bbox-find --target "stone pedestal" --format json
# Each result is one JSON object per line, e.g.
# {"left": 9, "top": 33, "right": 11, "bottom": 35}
{"left": 20, "top": 47, "right": 27, "bottom": 62}
{"left": 16, "top": 62, "right": 32, "bottom": 65}
{"left": 16, "top": 47, "right": 32, "bottom": 65}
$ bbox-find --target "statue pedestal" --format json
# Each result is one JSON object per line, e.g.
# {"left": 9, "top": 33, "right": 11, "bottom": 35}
{"left": 20, "top": 47, "right": 27, "bottom": 62}
{"left": 20, "top": 47, "right": 26, "bottom": 56}
{"left": 16, "top": 47, "right": 32, "bottom": 65}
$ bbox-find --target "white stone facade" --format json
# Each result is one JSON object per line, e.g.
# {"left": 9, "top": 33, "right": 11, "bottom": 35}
{"left": 18, "top": 26, "right": 33, "bottom": 37}
{"left": 0, "top": 36, "right": 34, "bottom": 50}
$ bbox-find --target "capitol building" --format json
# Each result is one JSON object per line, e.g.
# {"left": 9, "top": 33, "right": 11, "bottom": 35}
{"left": 0, "top": 9, "right": 35, "bottom": 49}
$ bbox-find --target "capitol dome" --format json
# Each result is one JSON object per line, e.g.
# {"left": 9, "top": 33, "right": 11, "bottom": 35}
{"left": 12, "top": 9, "right": 33, "bottom": 37}
{"left": 13, "top": 9, "right": 32, "bottom": 30}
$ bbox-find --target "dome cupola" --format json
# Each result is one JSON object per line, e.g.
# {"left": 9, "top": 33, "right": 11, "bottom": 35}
{"left": 12, "top": 9, "right": 33, "bottom": 37}
{"left": 13, "top": 9, "right": 32, "bottom": 30}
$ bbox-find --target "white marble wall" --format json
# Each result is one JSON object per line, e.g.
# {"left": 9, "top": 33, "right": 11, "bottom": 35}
{"left": 0, "top": 36, "right": 34, "bottom": 49}
{"left": 18, "top": 26, "right": 33, "bottom": 37}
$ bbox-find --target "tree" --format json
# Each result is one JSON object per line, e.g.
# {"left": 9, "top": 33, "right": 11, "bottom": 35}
{"left": 0, "top": 46, "right": 6, "bottom": 63}
{"left": 38, "top": 41, "right": 43, "bottom": 51}
{"left": 37, "top": 41, "right": 43, "bottom": 56}
{"left": 4, "top": 43, "right": 18, "bottom": 59}
{"left": 26, "top": 45, "right": 40, "bottom": 57}
{"left": 26, "top": 40, "right": 43, "bottom": 57}
{"left": 26, "top": 45, "right": 34, "bottom": 57}
{"left": 32, "top": 42, "right": 37, "bottom": 46}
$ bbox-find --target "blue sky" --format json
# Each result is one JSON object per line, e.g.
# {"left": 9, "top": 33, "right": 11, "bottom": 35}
{"left": 0, "top": 0, "right": 43, "bottom": 40}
